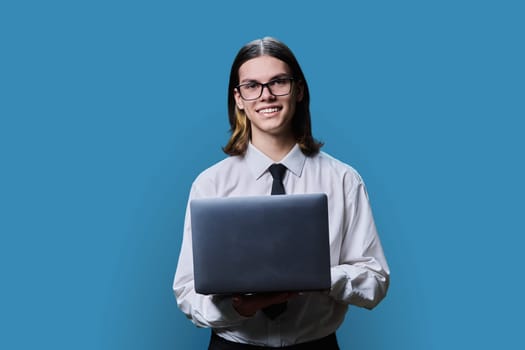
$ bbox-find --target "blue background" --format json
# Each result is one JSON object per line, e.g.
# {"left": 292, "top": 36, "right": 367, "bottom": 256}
{"left": 1, "top": 1, "right": 524, "bottom": 349}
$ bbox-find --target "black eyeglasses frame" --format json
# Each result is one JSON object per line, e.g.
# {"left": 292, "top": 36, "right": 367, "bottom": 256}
{"left": 235, "top": 77, "right": 295, "bottom": 101}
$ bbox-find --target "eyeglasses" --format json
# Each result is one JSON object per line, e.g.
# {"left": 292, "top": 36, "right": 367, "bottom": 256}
{"left": 236, "top": 78, "right": 295, "bottom": 101}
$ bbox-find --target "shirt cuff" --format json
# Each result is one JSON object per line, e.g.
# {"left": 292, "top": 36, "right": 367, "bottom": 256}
{"left": 329, "top": 266, "right": 353, "bottom": 301}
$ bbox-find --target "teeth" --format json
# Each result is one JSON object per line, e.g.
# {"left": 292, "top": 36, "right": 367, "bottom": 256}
{"left": 259, "top": 107, "right": 280, "bottom": 113}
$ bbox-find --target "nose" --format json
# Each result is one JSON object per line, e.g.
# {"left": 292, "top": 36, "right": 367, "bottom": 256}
{"left": 260, "top": 84, "right": 275, "bottom": 100}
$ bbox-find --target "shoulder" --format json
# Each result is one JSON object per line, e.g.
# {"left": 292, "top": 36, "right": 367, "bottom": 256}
{"left": 194, "top": 155, "right": 242, "bottom": 183}
{"left": 191, "top": 155, "right": 243, "bottom": 196}
{"left": 311, "top": 151, "right": 365, "bottom": 191}
{"left": 312, "top": 151, "right": 363, "bottom": 182}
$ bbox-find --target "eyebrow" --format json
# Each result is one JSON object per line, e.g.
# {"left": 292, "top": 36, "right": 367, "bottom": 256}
{"left": 239, "top": 73, "right": 291, "bottom": 84}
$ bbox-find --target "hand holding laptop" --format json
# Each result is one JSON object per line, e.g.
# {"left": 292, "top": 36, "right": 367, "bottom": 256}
{"left": 232, "top": 292, "right": 298, "bottom": 317}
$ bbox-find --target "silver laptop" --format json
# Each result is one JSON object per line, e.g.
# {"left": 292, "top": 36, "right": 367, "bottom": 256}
{"left": 190, "top": 193, "right": 331, "bottom": 295}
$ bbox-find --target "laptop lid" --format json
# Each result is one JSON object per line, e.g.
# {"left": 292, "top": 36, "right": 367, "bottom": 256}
{"left": 190, "top": 193, "right": 331, "bottom": 295}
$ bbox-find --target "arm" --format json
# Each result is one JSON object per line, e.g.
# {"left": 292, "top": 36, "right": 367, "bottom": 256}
{"left": 329, "top": 179, "right": 390, "bottom": 309}
{"left": 172, "top": 184, "right": 248, "bottom": 328}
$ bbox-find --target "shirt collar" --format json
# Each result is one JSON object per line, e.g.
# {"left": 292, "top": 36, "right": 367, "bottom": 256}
{"left": 245, "top": 143, "right": 306, "bottom": 180}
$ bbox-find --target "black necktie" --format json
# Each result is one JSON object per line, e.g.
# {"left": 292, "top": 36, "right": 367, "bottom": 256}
{"left": 262, "top": 163, "right": 288, "bottom": 319}
{"left": 269, "top": 163, "right": 286, "bottom": 195}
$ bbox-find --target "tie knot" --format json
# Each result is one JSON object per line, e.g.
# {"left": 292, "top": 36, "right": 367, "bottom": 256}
{"left": 268, "top": 163, "right": 287, "bottom": 181}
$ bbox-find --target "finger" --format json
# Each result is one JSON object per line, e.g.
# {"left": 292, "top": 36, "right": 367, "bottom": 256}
{"left": 261, "top": 293, "right": 293, "bottom": 306}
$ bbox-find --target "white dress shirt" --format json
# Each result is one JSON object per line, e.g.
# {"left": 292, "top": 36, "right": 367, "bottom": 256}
{"left": 173, "top": 143, "right": 390, "bottom": 347}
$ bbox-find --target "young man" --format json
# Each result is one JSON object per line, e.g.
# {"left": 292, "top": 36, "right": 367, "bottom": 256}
{"left": 173, "top": 37, "right": 390, "bottom": 349}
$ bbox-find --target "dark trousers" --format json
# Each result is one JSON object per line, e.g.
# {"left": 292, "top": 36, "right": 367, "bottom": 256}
{"left": 208, "top": 331, "right": 340, "bottom": 350}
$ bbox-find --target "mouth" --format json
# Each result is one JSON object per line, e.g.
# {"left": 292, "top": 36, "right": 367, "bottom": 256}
{"left": 256, "top": 106, "right": 282, "bottom": 116}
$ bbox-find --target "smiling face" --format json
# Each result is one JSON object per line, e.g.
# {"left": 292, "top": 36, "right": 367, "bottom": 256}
{"left": 234, "top": 55, "right": 303, "bottom": 145}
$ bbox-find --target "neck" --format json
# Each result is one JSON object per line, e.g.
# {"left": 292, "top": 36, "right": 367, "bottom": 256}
{"left": 251, "top": 133, "right": 296, "bottom": 162}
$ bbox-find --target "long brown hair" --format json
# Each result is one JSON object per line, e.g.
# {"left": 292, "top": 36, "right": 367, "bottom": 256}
{"left": 223, "top": 37, "right": 323, "bottom": 156}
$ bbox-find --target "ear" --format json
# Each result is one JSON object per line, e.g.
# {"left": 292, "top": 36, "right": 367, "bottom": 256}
{"left": 234, "top": 88, "right": 244, "bottom": 110}
{"left": 295, "top": 81, "right": 304, "bottom": 102}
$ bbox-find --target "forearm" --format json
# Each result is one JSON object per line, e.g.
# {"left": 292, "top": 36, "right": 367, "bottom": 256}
{"left": 173, "top": 276, "right": 248, "bottom": 328}
{"left": 329, "top": 259, "right": 389, "bottom": 309}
